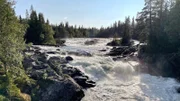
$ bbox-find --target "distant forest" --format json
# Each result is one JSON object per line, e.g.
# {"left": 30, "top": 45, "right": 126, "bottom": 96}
{"left": 19, "top": 0, "right": 180, "bottom": 78}
{"left": 19, "top": 6, "right": 141, "bottom": 45}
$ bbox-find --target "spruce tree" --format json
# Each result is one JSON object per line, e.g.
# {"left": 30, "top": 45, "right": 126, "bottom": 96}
{"left": 121, "top": 17, "right": 131, "bottom": 46}
{"left": 42, "top": 19, "right": 56, "bottom": 45}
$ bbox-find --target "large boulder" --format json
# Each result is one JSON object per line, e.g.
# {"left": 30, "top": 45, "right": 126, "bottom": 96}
{"left": 177, "top": 87, "right": 180, "bottom": 93}
{"left": 107, "top": 46, "right": 137, "bottom": 56}
{"left": 46, "top": 51, "right": 59, "bottom": 54}
{"left": 66, "top": 56, "right": 74, "bottom": 62}
{"left": 37, "top": 78, "right": 84, "bottom": 101}
{"left": 107, "top": 39, "right": 121, "bottom": 46}
{"left": 48, "top": 56, "right": 68, "bottom": 65}
{"left": 84, "top": 39, "right": 98, "bottom": 45}
{"left": 107, "top": 46, "right": 128, "bottom": 56}
{"left": 23, "top": 56, "right": 85, "bottom": 101}
{"left": 56, "top": 39, "right": 66, "bottom": 46}
{"left": 74, "top": 76, "right": 96, "bottom": 88}
{"left": 62, "top": 67, "right": 96, "bottom": 88}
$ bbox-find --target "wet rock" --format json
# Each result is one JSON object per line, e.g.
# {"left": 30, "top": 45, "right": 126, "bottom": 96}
{"left": 67, "top": 50, "right": 92, "bottom": 57}
{"left": 84, "top": 39, "right": 98, "bottom": 45}
{"left": 112, "top": 56, "right": 124, "bottom": 61}
{"left": 48, "top": 56, "right": 68, "bottom": 65}
{"left": 177, "top": 87, "right": 180, "bottom": 93}
{"left": 39, "top": 78, "right": 84, "bottom": 101}
{"left": 34, "top": 50, "right": 42, "bottom": 54}
{"left": 99, "top": 49, "right": 107, "bottom": 52}
{"left": 37, "top": 53, "right": 48, "bottom": 63}
{"left": 56, "top": 49, "right": 61, "bottom": 51}
{"left": 74, "top": 76, "right": 96, "bottom": 88}
{"left": 33, "top": 64, "right": 49, "bottom": 70}
{"left": 62, "top": 67, "right": 83, "bottom": 77}
{"left": 66, "top": 56, "right": 73, "bottom": 61}
{"left": 61, "top": 52, "right": 67, "bottom": 55}
{"left": 32, "top": 46, "right": 41, "bottom": 51}
{"left": 107, "top": 40, "right": 121, "bottom": 46}
{"left": 107, "top": 46, "right": 127, "bottom": 56}
{"left": 23, "top": 45, "right": 96, "bottom": 101}
{"left": 62, "top": 67, "right": 96, "bottom": 88}
{"left": 24, "top": 46, "right": 35, "bottom": 53}
{"left": 56, "top": 39, "right": 66, "bottom": 46}
{"left": 107, "top": 46, "right": 137, "bottom": 56}
{"left": 47, "top": 51, "right": 58, "bottom": 54}
{"left": 30, "top": 69, "right": 46, "bottom": 80}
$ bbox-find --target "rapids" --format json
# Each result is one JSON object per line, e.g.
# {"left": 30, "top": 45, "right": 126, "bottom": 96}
{"left": 38, "top": 38, "right": 180, "bottom": 101}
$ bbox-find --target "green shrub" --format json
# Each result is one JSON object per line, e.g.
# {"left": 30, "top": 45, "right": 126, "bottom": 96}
{"left": 0, "top": 95, "right": 9, "bottom": 101}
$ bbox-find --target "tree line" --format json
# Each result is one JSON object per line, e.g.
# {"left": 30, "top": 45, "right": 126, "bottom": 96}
{"left": 52, "top": 17, "right": 136, "bottom": 39}
{"left": 19, "top": 6, "right": 139, "bottom": 45}
{"left": 137, "top": 0, "right": 180, "bottom": 78}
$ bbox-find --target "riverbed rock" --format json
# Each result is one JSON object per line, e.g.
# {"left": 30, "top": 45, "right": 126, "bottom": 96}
{"left": 38, "top": 78, "right": 84, "bottom": 101}
{"left": 99, "top": 49, "right": 107, "bottom": 52}
{"left": 67, "top": 50, "right": 92, "bottom": 57}
{"left": 47, "top": 51, "right": 57, "bottom": 54}
{"left": 62, "top": 66, "right": 96, "bottom": 88}
{"left": 48, "top": 56, "right": 68, "bottom": 65}
{"left": 74, "top": 76, "right": 96, "bottom": 88}
{"left": 84, "top": 39, "right": 98, "bottom": 45}
{"left": 56, "top": 49, "right": 61, "bottom": 51}
{"left": 107, "top": 46, "right": 137, "bottom": 56}
{"left": 66, "top": 56, "right": 74, "bottom": 61}
{"left": 32, "top": 46, "right": 41, "bottom": 51}
{"left": 177, "top": 87, "right": 180, "bottom": 93}
{"left": 107, "top": 46, "right": 127, "bottom": 56}
{"left": 56, "top": 39, "right": 66, "bottom": 46}
{"left": 107, "top": 40, "right": 121, "bottom": 46}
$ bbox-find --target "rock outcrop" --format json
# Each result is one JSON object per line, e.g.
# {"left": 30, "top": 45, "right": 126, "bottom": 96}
{"left": 67, "top": 50, "right": 92, "bottom": 57}
{"left": 84, "top": 39, "right": 98, "bottom": 45}
{"left": 23, "top": 46, "right": 96, "bottom": 101}
{"left": 107, "top": 46, "right": 138, "bottom": 57}
{"left": 106, "top": 40, "right": 121, "bottom": 46}
{"left": 65, "top": 56, "right": 74, "bottom": 61}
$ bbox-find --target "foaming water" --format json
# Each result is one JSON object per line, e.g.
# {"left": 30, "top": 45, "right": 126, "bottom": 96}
{"left": 36, "top": 38, "right": 180, "bottom": 101}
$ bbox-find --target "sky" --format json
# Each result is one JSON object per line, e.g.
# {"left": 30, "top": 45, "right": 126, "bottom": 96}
{"left": 15, "top": 0, "right": 144, "bottom": 28}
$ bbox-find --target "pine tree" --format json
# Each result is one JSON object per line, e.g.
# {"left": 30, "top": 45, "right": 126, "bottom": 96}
{"left": 25, "top": 9, "right": 40, "bottom": 44}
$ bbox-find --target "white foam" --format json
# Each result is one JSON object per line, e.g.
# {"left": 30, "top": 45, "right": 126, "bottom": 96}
{"left": 35, "top": 38, "right": 180, "bottom": 101}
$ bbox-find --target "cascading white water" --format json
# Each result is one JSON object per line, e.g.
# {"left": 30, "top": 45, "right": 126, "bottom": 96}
{"left": 38, "top": 38, "right": 180, "bottom": 101}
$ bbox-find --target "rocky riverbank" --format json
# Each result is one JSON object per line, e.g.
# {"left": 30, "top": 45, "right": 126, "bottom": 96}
{"left": 22, "top": 46, "right": 96, "bottom": 101}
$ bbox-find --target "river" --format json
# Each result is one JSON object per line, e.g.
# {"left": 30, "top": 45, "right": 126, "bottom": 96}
{"left": 39, "top": 38, "right": 180, "bottom": 101}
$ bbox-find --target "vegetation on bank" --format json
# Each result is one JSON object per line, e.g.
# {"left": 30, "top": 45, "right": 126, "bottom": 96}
{"left": 137, "top": 0, "right": 180, "bottom": 79}
{"left": 0, "top": 0, "right": 33, "bottom": 100}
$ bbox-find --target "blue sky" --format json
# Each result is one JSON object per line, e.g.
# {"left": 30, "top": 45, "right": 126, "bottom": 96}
{"left": 15, "top": 0, "right": 144, "bottom": 28}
